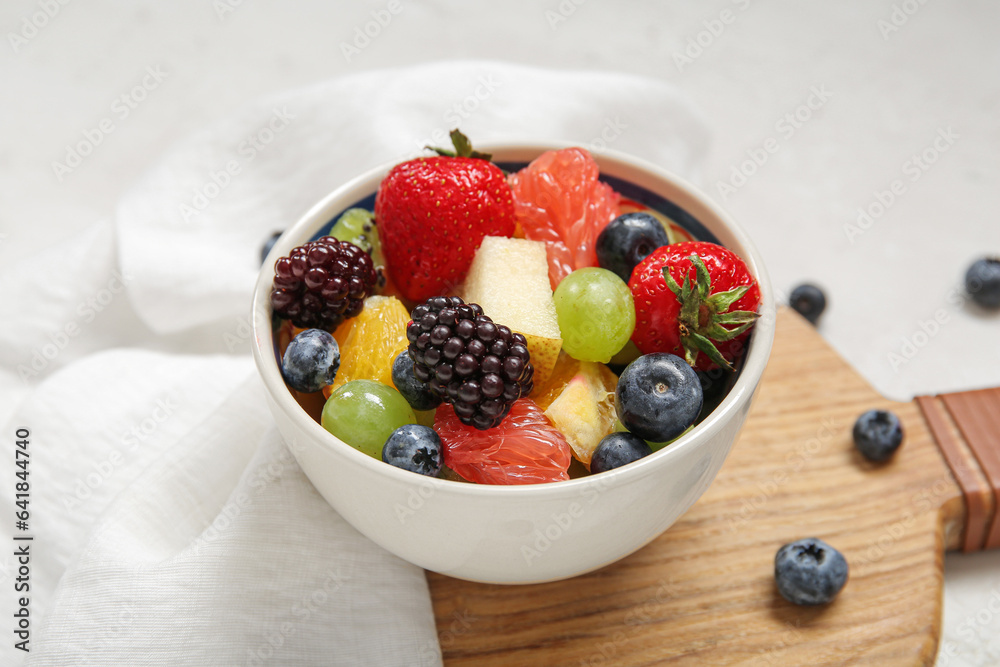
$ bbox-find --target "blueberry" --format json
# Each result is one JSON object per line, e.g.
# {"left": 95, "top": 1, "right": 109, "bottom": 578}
{"left": 260, "top": 230, "right": 283, "bottom": 266}
{"left": 392, "top": 351, "right": 442, "bottom": 411}
{"left": 789, "top": 283, "right": 826, "bottom": 324}
{"left": 616, "top": 353, "right": 703, "bottom": 443}
{"left": 590, "top": 432, "right": 653, "bottom": 473}
{"left": 281, "top": 329, "right": 340, "bottom": 393}
{"left": 852, "top": 409, "right": 903, "bottom": 462}
{"left": 965, "top": 257, "right": 1000, "bottom": 309}
{"left": 382, "top": 424, "right": 442, "bottom": 477}
{"left": 595, "top": 212, "right": 671, "bottom": 283}
{"left": 774, "top": 537, "right": 848, "bottom": 605}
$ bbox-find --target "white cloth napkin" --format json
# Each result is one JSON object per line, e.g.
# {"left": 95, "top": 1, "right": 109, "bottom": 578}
{"left": 116, "top": 60, "right": 709, "bottom": 334}
{"left": 0, "top": 60, "right": 708, "bottom": 666}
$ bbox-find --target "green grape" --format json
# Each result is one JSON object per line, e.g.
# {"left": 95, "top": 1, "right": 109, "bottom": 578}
{"left": 329, "top": 208, "right": 386, "bottom": 282}
{"left": 553, "top": 267, "right": 635, "bottom": 363}
{"left": 329, "top": 208, "right": 375, "bottom": 252}
{"left": 321, "top": 379, "right": 416, "bottom": 459}
{"left": 330, "top": 208, "right": 386, "bottom": 266}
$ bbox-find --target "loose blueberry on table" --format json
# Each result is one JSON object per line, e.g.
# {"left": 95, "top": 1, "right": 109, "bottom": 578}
{"left": 965, "top": 257, "right": 1000, "bottom": 309}
{"left": 267, "top": 130, "right": 763, "bottom": 483}
{"left": 774, "top": 537, "right": 849, "bottom": 605}
{"left": 789, "top": 283, "right": 826, "bottom": 324}
{"left": 852, "top": 409, "right": 904, "bottom": 462}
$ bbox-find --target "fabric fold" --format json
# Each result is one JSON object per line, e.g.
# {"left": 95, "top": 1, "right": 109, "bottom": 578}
{"left": 26, "top": 370, "right": 437, "bottom": 666}
{"left": 116, "top": 60, "right": 709, "bottom": 334}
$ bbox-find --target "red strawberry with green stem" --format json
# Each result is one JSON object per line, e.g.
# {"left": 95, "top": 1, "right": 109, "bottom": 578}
{"left": 375, "top": 130, "right": 516, "bottom": 303}
{"left": 629, "top": 241, "right": 761, "bottom": 371}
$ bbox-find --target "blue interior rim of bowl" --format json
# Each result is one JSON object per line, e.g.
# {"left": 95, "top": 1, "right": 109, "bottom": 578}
{"left": 302, "top": 164, "right": 721, "bottom": 247}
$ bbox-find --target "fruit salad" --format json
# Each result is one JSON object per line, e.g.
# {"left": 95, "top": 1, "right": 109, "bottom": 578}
{"left": 268, "top": 131, "right": 761, "bottom": 485}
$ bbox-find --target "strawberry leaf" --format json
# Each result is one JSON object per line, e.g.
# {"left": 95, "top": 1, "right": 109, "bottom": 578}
{"left": 664, "top": 267, "right": 683, "bottom": 296}
{"left": 714, "top": 310, "right": 760, "bottom": 326}
{"left": 682, "top": 331, "right": 734, "bottom": 371}
{"left": 690, "top": 255, "right": 711, "bottom": 301}
{"left": 426, "top": 129, "right": 493, "bottom": 161}
{"left": 661, "top": 252, "right": 759, "bottom": 370}
{"left": 450, "top": 129, "right": 473, "bottom": 156}
{"left": 707, "top": 284, "right": 751, "bottom": 312}
{"left": 704, "top": 319, "right": 756, "bottom": 343}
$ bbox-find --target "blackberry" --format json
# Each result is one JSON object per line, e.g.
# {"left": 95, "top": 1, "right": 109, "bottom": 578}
{"left": 406, "top": 296, "right": 534, "bottom": 430}
{"left": 269, "top": 237, "right": 376, "bottom": 330}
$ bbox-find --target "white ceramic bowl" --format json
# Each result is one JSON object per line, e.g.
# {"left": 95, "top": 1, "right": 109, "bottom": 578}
{"left": 252, "top": 144, "right": 776, "bottom": 584}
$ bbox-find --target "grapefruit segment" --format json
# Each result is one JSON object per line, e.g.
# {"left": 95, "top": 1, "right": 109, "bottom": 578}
{"left": 508, "top": 148, "right": 621, "bottom": 290}
{"left": 435, "top": 399, "right": 572, "bottom": 485}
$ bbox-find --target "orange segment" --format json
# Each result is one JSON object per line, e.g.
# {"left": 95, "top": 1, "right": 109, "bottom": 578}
{"left": 323, "top": 295, "right": 410, "bottom": 397}
{"left": 530, "top": 351, "right": 582, "bottom": 410}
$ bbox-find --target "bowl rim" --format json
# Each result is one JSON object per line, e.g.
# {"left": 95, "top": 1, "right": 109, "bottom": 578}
{"left": 251, "top": 141, "right": 776, "bottom": 498}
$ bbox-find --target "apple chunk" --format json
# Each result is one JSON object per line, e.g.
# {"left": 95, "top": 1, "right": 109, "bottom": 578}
{"left": 462, "top": 236, "right": 563, "bottom": 385}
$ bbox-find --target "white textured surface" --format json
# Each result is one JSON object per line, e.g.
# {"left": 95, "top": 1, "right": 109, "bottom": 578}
{"left": 14, "top": 352, "right": 438, "bottom": 667}
{"left": 1, "top": 0, "right": 998, "bottom": 664}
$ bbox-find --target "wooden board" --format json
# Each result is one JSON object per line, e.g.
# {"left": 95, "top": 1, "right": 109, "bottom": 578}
{"left": 427, "top": 307, "right": 976, "bottom": 666}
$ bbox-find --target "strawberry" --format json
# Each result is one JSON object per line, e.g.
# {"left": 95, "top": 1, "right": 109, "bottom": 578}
{"left": 629, "top": 241, "right": 761, "bottom": 372}
{"left": 374, "top": 130, "right": 516, "bottom": 303}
